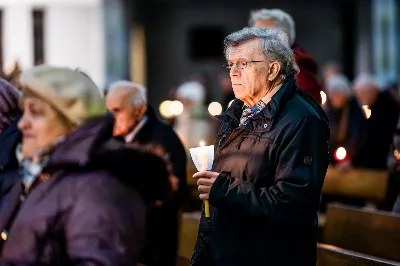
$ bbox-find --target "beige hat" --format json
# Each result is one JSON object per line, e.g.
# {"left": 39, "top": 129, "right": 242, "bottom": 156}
{"left": 19, "top": 65, "right": 107, "bottom": 126}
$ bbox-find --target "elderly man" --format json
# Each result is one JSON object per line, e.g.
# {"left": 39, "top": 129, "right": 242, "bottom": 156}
{"left": 249, "top": 8, "right": 322, "bottom": 104}
{"left": 191, "top": 27, "right": 329, "bottom": 266}
{"left": 106, "top": 81, "right": 187, "bottom": 266}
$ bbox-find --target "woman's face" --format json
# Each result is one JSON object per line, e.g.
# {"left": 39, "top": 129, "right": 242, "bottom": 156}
{"left": 18, "top": 96, "right": 74, "bottom": 158}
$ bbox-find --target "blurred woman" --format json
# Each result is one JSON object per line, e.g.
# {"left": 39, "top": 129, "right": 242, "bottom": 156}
{"left": 325, "top": 74, "right": 366, "bottom": 166}
{"left": 0, "top": 79, "right": 21, "bottom": 198}
{"left": 0, "top": 66, "right": 170, "bottom": 265}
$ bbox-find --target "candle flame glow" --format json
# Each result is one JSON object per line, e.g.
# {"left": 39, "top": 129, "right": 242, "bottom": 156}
{"left": 200, "top": 141, "right": 205, "bottom": 147}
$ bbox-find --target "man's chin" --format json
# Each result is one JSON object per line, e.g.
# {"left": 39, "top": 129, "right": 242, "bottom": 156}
{"left": 113, "top": 130, "right": 127, "bottom": 138}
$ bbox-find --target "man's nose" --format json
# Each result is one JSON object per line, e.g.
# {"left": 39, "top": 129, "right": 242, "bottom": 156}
{"left": 230, "top": 67, "right": 241, "bottom": 77}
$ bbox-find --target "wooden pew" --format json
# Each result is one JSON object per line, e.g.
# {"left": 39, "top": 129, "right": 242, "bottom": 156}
{"left": 317, "top": 243, "right": 400, "bottom": 266}
{"left": 323, "top": 203, "right": 400, "bottom": 262}
{"left": 178, "top": 213, "right": 200, "bottom": 262}
{"left": 323, "top": 166, "right": 388, "bottom": 202}
{"left": 176, "top": 256, "right": 190, "bottom": 266}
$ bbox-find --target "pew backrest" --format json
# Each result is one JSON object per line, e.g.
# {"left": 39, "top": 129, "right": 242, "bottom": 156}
{"left": 323, "top": 166, "right": 388, "bottom": 201}
{"left": 324, "top": 203, "right": 400, "bottom": 261}
{"left": 317, "top": 243, "right": 400, "bottom": 266}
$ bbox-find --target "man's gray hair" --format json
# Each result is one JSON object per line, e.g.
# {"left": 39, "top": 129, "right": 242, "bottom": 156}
{"left": 353, "top": 73, "right": 378, "bottom": 90}
{"left": 108, "top": 80, "right": 147, "bottom": 106}
{"left": 224, "top": 27, "right": 299, "bottom": 78}
{"left": 249, "top": 8, "right": 296, "bottom": 46}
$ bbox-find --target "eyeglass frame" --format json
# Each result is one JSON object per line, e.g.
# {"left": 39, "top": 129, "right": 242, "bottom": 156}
{"left": 223, "top": 60, "right": 267, "bottom": 71}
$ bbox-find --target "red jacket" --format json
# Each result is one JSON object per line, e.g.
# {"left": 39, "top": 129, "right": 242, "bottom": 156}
{"left": 293, "top": 44, "right": 322, "bottom": 104}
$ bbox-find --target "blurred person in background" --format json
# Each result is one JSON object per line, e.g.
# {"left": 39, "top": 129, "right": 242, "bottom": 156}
{"left": 388, "top": 106, "right": 400, "bottom": 212}
{"left": 250, "top": 8, "right": 322, "bottom": 104}
{"left": 322, "top": 61, "right": 341, "bottom": 89}
{"left": 0, "top": 79, "right": 21, "bottom": 199}
{"left": 186, "top": 72, "right": 213, "bottom": 107}
{"left": 3, "top": 61, "right": 22, "bottom": 90}
{"left": 173, "top": 79, "right": 215, "bottom": 149}
{"left": 325, "top": 74, "right": 365, "bottom": 167}
{"left": 0, "top": 66, "right": 170, "bottom": 265}
{"left": 352, "top": 73, "right": 399, "bottom": 170}
{"left": 106, "top": 81, "right": 187, "bottom": 266}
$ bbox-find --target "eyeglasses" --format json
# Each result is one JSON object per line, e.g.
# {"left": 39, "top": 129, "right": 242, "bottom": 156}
{"left": 224, "top": 60, "right": 266, "bottom": 71}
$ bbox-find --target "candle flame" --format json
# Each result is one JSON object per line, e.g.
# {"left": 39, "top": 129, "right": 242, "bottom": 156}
{"left": 200, "top": 141, "right": 205, "bottom": 147}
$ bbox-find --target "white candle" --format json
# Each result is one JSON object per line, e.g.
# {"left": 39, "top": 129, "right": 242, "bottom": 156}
{"left": 199, "top": 140, "right": 207, "bottom": 171}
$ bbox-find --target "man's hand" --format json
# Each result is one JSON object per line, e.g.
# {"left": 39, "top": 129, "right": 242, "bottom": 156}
{"left": 193, "top": 171, "right": 219, "bottom": 200}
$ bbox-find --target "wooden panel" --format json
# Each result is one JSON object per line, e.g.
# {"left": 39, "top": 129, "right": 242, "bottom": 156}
{"left": 324, "top": 204, "right": 400, "bottom": 261}
{"left": 187, "top": 164, "right": 197, "bottom": 186}
{"left": 323, "top": 166, "right": 388, "bottom": 200}
{"left": 317, "top": 243, "right": 400, "bottom": 266}
{"left": 177, "top": 256, "right": 190, "bottom": 266}
{"left": 178, "top": 213, "right": 200, "bottom": 260}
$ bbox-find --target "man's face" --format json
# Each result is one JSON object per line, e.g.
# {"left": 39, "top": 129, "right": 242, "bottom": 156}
{"left": 106, "top": 90, "right": 145, "bottom": 137}
{"left": 354, "top": 85, "right": 379, "bottom": 107}
{"left": 227, "top": 39, "right": 269, "bottom": 105}
{"left": 328, "top": 93, "right": 348, "bottom": 110}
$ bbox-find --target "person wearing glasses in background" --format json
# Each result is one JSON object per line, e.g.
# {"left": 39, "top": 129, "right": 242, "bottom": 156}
{"left": 190, "top": 27, "right": 329, "bottom": 266}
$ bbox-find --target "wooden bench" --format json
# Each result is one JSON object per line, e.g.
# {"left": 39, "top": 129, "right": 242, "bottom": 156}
{"left": 317, "top": 243, "right": 400, "bottom": 266}
{"left": 323, "top": 166, "right": 388, "bottom": 202}
{"left": 323, "top": 203, "right": 400, "bottom": 262}
{"left": 178, "top": 213, "right": 200, "bottom": 262}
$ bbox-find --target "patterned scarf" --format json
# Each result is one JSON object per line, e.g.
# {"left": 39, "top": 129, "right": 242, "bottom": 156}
{"left": 15, "top": 137, "right": 65, "bottom": 194}
{"left": 239, "top": 100, "right": 267, "bottom": 126}
{"left": 238, "top": 83, "right": 283, "bottom": 126}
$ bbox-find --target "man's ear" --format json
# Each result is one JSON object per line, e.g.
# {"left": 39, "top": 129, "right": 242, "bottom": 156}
{"left": 139, "top": 104, "right": 147, "bottom": 118}
{"left": 268, "top": 61, "right": 281, "bottom": 81}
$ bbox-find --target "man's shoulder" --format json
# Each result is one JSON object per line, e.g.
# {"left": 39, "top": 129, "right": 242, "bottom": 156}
{"left": 279, "top": 90, "right": 329, "bottom": 135}
{"left": 150, "top": 118, "right": 179, "bottom": 138}
{"left": 284, "top": 92, "right": 322, "bottom": 120}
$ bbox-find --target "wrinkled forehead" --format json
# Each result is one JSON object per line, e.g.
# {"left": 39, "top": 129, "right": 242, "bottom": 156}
{"left": 226, "top": 39, "right": 262, "bottom": 60}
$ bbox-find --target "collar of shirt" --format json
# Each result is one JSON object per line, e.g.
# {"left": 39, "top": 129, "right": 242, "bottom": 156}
{"left": 124, "top": 116, "right": 148, "bottom": 143}
{"left": 240, "top": 83, "right": 283, "bottom": 126}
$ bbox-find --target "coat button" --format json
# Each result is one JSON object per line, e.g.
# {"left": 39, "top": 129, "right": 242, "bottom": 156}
{"left": 1, "top": 230, "right": 8, "bottom": 241}
{"left": 263, "top": 123, "right": 269, "bottom": 128}
{"left": 39, "top": 173, "right": 50, "bottom": 181}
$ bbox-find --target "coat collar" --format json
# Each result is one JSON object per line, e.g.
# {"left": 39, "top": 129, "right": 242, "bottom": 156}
{"left": 130, "top": 105, "right": 158, "bottom": 143}
{"left": 45, "top": 113, "right": 115, "bottom": 170}
{"left": 216, "top": 76, "right": 297, "bottom": 123}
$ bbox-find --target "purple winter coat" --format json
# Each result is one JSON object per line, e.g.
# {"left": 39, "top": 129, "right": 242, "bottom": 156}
{"left": 0, "top": 114, "right": 170, "bottom": 266}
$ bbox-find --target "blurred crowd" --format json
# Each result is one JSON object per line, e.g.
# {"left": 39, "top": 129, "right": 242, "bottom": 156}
{"left": 0, "top": 6, "right": 400, "bottom": 266}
